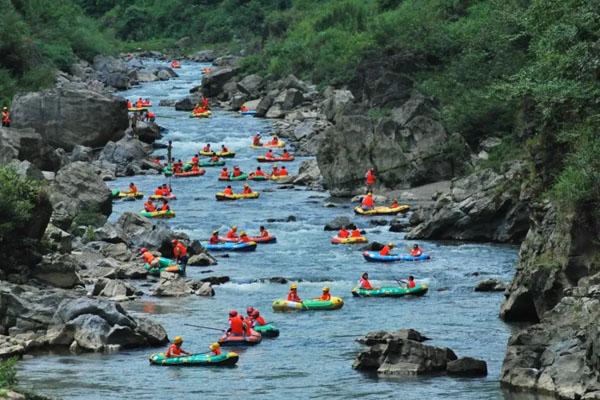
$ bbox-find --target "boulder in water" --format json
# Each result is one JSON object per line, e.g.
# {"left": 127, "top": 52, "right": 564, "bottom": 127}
{"left": 474, "top": 278, "right": 506, "bottom": 292}
{"left": 447, "top": 357, "right": 488, "bottom": 377}
{"left": 324, "top": 216, "right": 353, "bottom": 231}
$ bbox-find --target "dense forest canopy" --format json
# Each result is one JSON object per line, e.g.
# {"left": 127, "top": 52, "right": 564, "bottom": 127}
{"left": 2, "top": 0, "right": 599, "bottom": 209}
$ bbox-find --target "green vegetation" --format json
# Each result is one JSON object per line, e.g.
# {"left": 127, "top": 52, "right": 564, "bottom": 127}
{"left": 0, "top": 167, "right": 43, "bottom": 245}
{"left": 0, "top": 358, "right": 17, "bottom": 390}
{"left": 0, "top": 0, "right": 117, "bottom": 105}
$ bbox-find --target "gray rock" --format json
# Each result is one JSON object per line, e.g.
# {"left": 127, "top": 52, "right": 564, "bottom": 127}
{"left": 91, "top": 278, "right": 141, "bottom": 299}
{"left": 130, "top": 69, "right": 159, "bottom": 83}
{"left": 7, "top": 159, "right": 44, "bottom": 180}
{"left": 31, "top": 254, "right": 83, "bottom": 289}
{"left": 277, "top": 88, "right": 304, "bottom": 110}
{"left": 237, "top": 74, "right": 264, "bottom": 97}
{"left": 99, "top": 137, "right": 148, "bottom": 173}
{"left": 53, "top": 297, "right": 135, "bottom": 328}
{"left": 48, "top": 161, "right": 112, "bottom": 230}
{"left": 175, "top": 36, "right": 191, "bottom": 48}
{"left": 0, "top": 127, "right": 64, "bottom": 171}
{"left": 152, "top": 272, "right": 192, "bottom": 297}
{"left": 188, "top": 253, "right": 217, "bottom": 266}
{"left": 293, "top": 159, "right": 322, "bottom": 188}
{"left": 134, "top": 121, "right": 162, "bottom": 144}
{"left": 255, "top": 94, "right": 274, "bottom": 118}
{"left": 265, "top": 103, "right": 285, "bottom": 119}
{"left": 105, "top": 325, "right": 146, "bottom": 347}
{"left": 11, "top": 84, "right": 128, "bottom": 151}
{"left": 447, "top": 357, "right": 487, "bottom": 377}
{"left": 100, "top": 243, "right": 132, "bottom": 261}
{"left": 43, "top": 223, "right": 73, "bottom": 253}
{"left": 156, "top": 70, "right": 172, "bottom": 81}
{"left": 70, "top": 145, "right": 94, "bottom": 162}
{"left": 175, "top": 94, "right": 202, "bottom": 111}
{"left": 324, "top": 216, "right": 353, "bottom": 231}
{"left": 201, "top": 67, "right": 238, "bottom": 97}
{"left": 474, "top": 278, "right": 506, "bottom": 292}
{"left": 322, "top": 88, "right": 355, "bottom": 122}
{"left": 279, "top": 74, "right": 311, "bottom": 93}
{"left": 194, "top": 282, "right": 215, "bottom": 297}
{"left": 190, "top": 50, "right": 216, "bottom": 62}
{"left": 69, "top": 314, "right": 110, "bottom": 351}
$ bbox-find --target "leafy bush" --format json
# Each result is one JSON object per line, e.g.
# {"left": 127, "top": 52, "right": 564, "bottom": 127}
{"left": 0, "top": 357, "right": 17, "bottom": 389}
{"left": 0, "top": 167, "right": 43, "bottom": 245}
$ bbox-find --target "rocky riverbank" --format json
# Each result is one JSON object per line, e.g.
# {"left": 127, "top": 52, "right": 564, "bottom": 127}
{"left": 0, "top": 53, "right": 224, "bottom": 362}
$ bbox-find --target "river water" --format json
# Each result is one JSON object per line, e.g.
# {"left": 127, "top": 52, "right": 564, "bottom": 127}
{"left": 19, "top": 61, "right": 519, "bottom": 399}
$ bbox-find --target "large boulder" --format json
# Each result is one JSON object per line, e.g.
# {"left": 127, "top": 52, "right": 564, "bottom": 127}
{"left": 322, "top": 88, "right": 355, "bottom": 122}
{"left": 353, "top": 329, "right": 457, "bottom": 376}
{"left": 31, "top": 254, "right": 83, "bottom": 289}
{"left": 237, "top": 74, "right": 264, "bottom": 97}
{"left": 447, "top": 357, "right": 487, "bottom": 377}
{"left": 135, "top": 121, "right": 162, "bottom": 144}
{"left": 0, "top": 127, "right": 64, "bottom": 171}
{"left": 112, "top": 212, "right": 186, "bottom": 253}
{"left": 324, "top": 216, "right": 353, "bottom": 231}
{"left": 190, "top": 50, "right": 216, "bottom": 63}
{"left": 48, "top": 161, "right": 112, "bottom": 230}
{"left": 317, "top": 93, "right": 470, "bottom": 196}
{"left": 11, "top": 84, "right": 128, "bottom": 151}
{"left": 91, "top": 278, "right": 141, "bottom": 300}
{"left": 152, "top": 272, "right": 193, "bottom": 297}
{"left": 175, "top": 94, "right": 202, "bottom": 111}
{"left": 406, "top": 163, "right": 530, "bottom": 243}
{"left": 99, "top": 137, "right": 148, "bottom": 174}
{"left": 201, "top": 67, "right": 238, "bottom": 98}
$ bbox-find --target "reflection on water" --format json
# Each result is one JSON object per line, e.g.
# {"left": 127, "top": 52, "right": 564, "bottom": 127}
{"left": 18, "top": 60, "right": 525, "bottom": 400}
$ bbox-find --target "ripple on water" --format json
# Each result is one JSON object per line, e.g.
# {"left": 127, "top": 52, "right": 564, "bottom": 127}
{"left": 18, "top": 60, "right": 518, "bottom": 400}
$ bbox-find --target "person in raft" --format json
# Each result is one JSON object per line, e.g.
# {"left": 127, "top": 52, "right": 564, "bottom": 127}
{"left": 410, "top": 244, "right": 423, "bottom": 257}
{"left": 171, "top": 239, "right": 188, "bottom": 270}
{"left": 221, "top": 144, "right": 229, "bottom": 153}
{"left": 279, "top": 166, "right": 288, "bottom": 176}
{"left": 243, "top": 308, "right": 254, "bottom": 330}
{"left": 240, "top": 105, "right": 249, "bottom": 112}
{"left": 242, "top": 183, "right": 253, "bottom": 194}
{"left": 338, "top": 226, "right": 349, "bottom": 238}
{"left": 191, "top": 163, "right": 201, "bottom": 173}
{"left": 253, "top": 133, "right": 262, "bottom": 146}
{"left": 220, "top": 167, "right": 230, "bottom": 179}
{"left": 379, "top": 242, "right": 394, "bottom": 256}
{"left": 251, "top": 309, "right": 266, "bottom": 326}
{"left": 358, "top": 272, "right": 376, "bottom": 290}
{"left": 127, "top": 100, "right": 133, "bottom": 109}
{"left": 210, "top": 154, "right": 220, "bottom": 162}
{"left": 406, "top": 275, "right": 416, "bottom": 289}
{"left": 361, "top": 191, "right": 374, "bottom": 210}
{"left": 160, "top": 199, "right": 170, "bottom": 212}
{"left": 287, "top": 283, "right": 302, "bottom": 302}
{"left": 191, "top": 154, "right": 199, "bottom": 165}
{"left": 223, "top": 185, "right": 234, "bottom": 196}
{"left": 203, "top": 144, "right": 211, "bottom": 153}
{"left": 227, "top": 310, "right": 246, "bottom": 337}
{"left": 232, "top": 166, "right": 243, "bottom": 177}
{"left": 259, "top": 226, "right": 270, "bottom": 238}
{"left": 270, "top": 135, "right": 280, "bottom": 145}
{"left": 165, "top": 336, "right": 191, "bottom": 358}
{"left": 226, "top": 226, "right": 238, "bottom": 240}
{"left": 253, "top": 166, "right": 266, "bottom": 177}
{"left": 144, "top": 199, "right": 156, "bottom": 212}
{"left": 281, "top": 149, "right": 292, "bottom": 159}
{"left": 238, "top": 231, "right": 251, "bottom": 243}
{"left": 265, "top": 149, "right": 274, "bottom": 159}
{"left": 351, "top": 226, "right": 362, "bottom": 238}
{"left": 128, "top": 182, "right": 138, "bottom": 194}
{"left": 209, "top": 342, "right": 221, "bottom": 356}
{"left": 390, "top": 197, "right": 400, "bottom": 208}
{"left": 365, "top": 168, "right": 376, "bottom": 188}
{"left": 209, "top": 230, "right": 220, "bottom": 244}
{"left": 319, "top": 287, "right": 331, "bottom": 301}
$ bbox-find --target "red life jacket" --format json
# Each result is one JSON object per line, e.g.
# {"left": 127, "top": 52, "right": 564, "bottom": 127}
{"left": 229, "top": 317, "right": 244, "bottom": 335}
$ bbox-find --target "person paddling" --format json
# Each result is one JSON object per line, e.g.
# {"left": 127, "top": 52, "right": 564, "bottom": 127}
{"left": 270, "top": 135, "right": 279, "bottom": 145}
{"left": 253, "top": 166, "right": 266, "bottom": 177}
{"left": 128, "top": 182, "right": 138, "bottom": 194}
{"left": 410, "top": 244, "right": 423, "bottom": 257}
{"left": 338, "top": 226, "right": 349, "bottom": 239}
{"left": 279, "top": 166, "right": 288, "bottom": 176}
{"left": 227, "top": 310, "right": 246, "bottom": 337}
{"left": 319, "top": 287, "right": 331, "bottom": 301}
{"left": 226, "top": 226, "right": 238, "bottom": 240}
{"left": 209, "top": 230, "right": 220, "bottom": 244}
{"left": 220, "top": 167, "right": 230, "bottom": 179}
{"left": 287, "top": 283, "right": 302, "bottom": 302}
{"left": 253, "top": 133, "right": 262, "bottom": 146}
{"left": 165, "top": 336, "right": 191, "bottom": 358}
{"left": 259, "top": 226, "right": 270, "bottom": 238}
{"left": 406, "top": 275, "right": 416, "bottom": 289}
{"left": 251, "top": 310, "right": 266, "bottom": 326}
{"left": 351, "top": 227, "right": 362, "bottom": 238}
{"left": 239, "top": 231, "right": 251, "bottom": 243}
{"left": 359, "top": 272, "right": 376, "bottom": 290}
{"left": 242, "top": 184, "right": 253, "bottom": 194}
{"left": 390, "top": 198, "right": 400, "bottom": 208}
{"left": 203, "top": 144, "right": 211, "bottom": 153}
{"left": 209, "top": 342, "right": 221, "bottom": 356}
{"left": 144, "top": 199, "right": 156, "bottom": 212}
{"left": 140, "top": 247, "right": 159, "bottom": 268}
{"left": 223, "top": 185, "right": 234, "bottom": 196}
{"left": 160, "top": 199, "right": 170, "bottom": 212}
{"left": 379, "top": 242, "right": 394, "bottom": 256}
{"left": 361, "top": 191, "right": 374, "bottom": 210}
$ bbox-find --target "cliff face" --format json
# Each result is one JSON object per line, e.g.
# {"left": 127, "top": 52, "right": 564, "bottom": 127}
{"left": 500, "top": 201, "right": 600, "bottom": 397}
{"left": 316, "top": 93, "right": 469, "bottom": 196}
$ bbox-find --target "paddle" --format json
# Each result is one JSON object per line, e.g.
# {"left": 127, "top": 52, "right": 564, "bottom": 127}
{"left": 395, "top": 279, "right": 407, "bottom": 288}
{"left": 184, "top": 323, "right": 225, "bottom": 332}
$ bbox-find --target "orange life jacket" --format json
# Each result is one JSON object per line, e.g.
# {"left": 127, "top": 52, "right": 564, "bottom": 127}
{"left": 223, "top": 188, "right": 233, "bottom": 195}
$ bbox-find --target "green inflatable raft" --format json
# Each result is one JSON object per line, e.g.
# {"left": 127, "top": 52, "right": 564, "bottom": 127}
{"left": 199, "top": 160, "right": 225, "bottom": 167}
{"left": 253, "top": 324, "right": 280, "bottom": 338}
{"left": 351, "top": 284, "right": 429, "bottom": 298}
{"left": 272, "top": 297, "right": 344, "bottom": 312}
{"left": 144, "top": 257, "right": 183, "bottom": 275}
{"left": 149, "top": 352, "right": 239, "bottom": 366}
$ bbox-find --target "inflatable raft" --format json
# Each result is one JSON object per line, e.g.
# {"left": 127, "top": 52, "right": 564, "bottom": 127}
{"left": 139, "top": 210, "right": 175, "bottom": 219}
{"left": 354, "top": 205, "right": 410, "bottom": 216}
{"left": 200, "top": 150, "right": 235, "bottom": 158}
{"left": 144, "top": 257, "right": 183, "bottom": 275}
{"left": 205, "top": 242, "right": 257, "bottom": 252}
{"left": 174, "top": 169, "right": 205, "bottom": 178}
{"left": 331, "top": 236, "right": 368, "bottom": 245}
{"left": 128, "top": 107, "right": 148, "bottom": 112}
{"left": 149, "top": 352, "right": 239, "bottom": 367}
{"left": 253, "top": 324, "right": 280, "bottom": 338}
{"left": 218, "top": 173, "right": 248, "bottom": 181}
{"left": 190, "top": 111, "right": 211, "bottom": 118}
{"left": 272, "top": 297, "right": 344, "bottom": 312}
{"left": 199, "top": 160, "right": 225, "bottom": 167}
{"left": 248, "top": 174, "right": 268, "bottom": 181}
{"left": 256, "top": 156, "right": 295, "bottom": 163}
{"left": 113, "top": 191, "right": 144, "bottom": 200}
{"left": 250, "top": 141, "right": 286, "bottom": 149}
{"left": 362, "top": 251, "right": 431, "bottom": 263}
{"left": 351, "top": 284, "right": 429, "bottom": 297}
{"left": 215, "top": 192, "right": 260, "bottom": 201}
{"left": 218, "top": 331, "right": 262, "bottom": 347}
{"left": 219, "top": 236, "right": 276, "bottom": 244}
{"left": 149, "top": 194, "right": 177, "bottom": 201}
{"left": 240, "top": 110, "right": 256, "bottom": 116}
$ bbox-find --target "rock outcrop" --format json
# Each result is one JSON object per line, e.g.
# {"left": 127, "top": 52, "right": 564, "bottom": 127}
{"left": 353, "top": 329, "right": 486, "bottom": 377}
{"left": 317, "top": 93, "right": 470, "bottom": 196}
{"left": 48, "top": 161, "right": 112, "bottom": 230}
{"left": 11, "top": 83, "right": 128, "bottom": 151}
{"left": 406, "top": 163, "right": 530, "bottom": 243}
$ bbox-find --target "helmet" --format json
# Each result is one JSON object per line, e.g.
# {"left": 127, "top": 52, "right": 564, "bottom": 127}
{"left": 2, "top": 107, "right": 7, "bottom": 110}
{"left": 408, "top": 275, "right": 414, "bottom": 280}
{"left": 388, "top": 243, "right": 395, "bottom": 248}
{"left": 322, "top": 287, "right": 330, "bottom": 292}
{"left": 251, "top": 310, "right": 260, "bottom": 317}
{"left": 413, "top": 244, "right": 419, "bottom": 248}
{"left": 246, "top": 307, "right": 255, "bottom": 314}
{"left": 290, "top": 283, "right": 298, "bottom": 290}
{"left": 209, "top": 342, "right": 220, "bottom": 351}
{"left": 212, "top": 230, "right": 219, "bottom": 235}
{"left": 229, "top": 310, "right": 238, "bottom": 317}
{"left": 173, "top": 336, "right": 183, "bottom": 344}
{"left": 139, "top": 247, "right": 147, "bottom": 254}
{"left": 171, "top": 239, "right": 178, "bottom": 244}
{"left": 240, "top": 231, "right": 247, "bottom": 236}
{"left": 232, "top": 226, "right": 237, "bottom": 230}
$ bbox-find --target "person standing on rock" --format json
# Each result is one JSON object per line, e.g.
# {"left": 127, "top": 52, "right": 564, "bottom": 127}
{"left": 1, "top": 107, "right": 10, "bottom": 127}
{"left": 365, "top": 168, "right": 376, "bottom": 188}
{"left": 171, "top": 239, "right": 188, "bottom": 271}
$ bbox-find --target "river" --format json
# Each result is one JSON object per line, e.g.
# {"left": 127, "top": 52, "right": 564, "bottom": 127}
{"left": 18, "top": 60, "right": 519, "bottom": 399}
